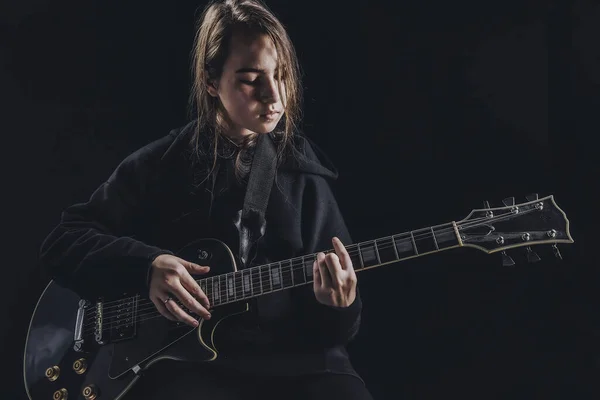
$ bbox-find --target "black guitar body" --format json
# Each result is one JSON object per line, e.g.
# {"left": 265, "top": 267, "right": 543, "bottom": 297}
{"left": 24, "top": 238, "right": 246, "bottom": 400}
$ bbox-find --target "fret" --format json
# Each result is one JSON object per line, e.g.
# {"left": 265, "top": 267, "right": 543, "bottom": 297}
{"left": 261, "top": 265, "right": 272, "bottom": 293}
{"left": 373, "top": 240, "right": 382, "bottom": 264}
{"left": 290, "top": 260, "right": 295, "bottom": 286}
{"left": 349, "top": 246, "right": 364, "bottom": 271}
{"left": 358, "top": 241, "right": 378, "bottom": 268}
{"left": 281, "top": 260, "right": 292, "bottom": 288}
{"left": 286, "top": 261, "right": 295, "bottom": 286}
{"left": 233, "top": 271, "right": 242, "bottom": 301}
{"left": 226, "top": 273, "right": 235, "bottom": 301}
{"left": 271, "top": 263, "right": 282, "bottom": 290}
{"left": 430, "top": 227, "right": 439, "bottom": 250}
{"left": 358, "top": 244, "right": 365, "bottom": 268}
{"left": 242, "top": 270, "right": 252, "bottom": 297}
{"left": 410, "top": 231, "right": 418, "bottom": 254}
{"left": 375, "top": 237, "right": 399, "bottom": 264}
{"left": 212, "top": 277, "right": 220, "bottom": 305}
{"left": 199, "top": 279, "right": 208, "bottom": 301}
{"left": 301, "top": 257, "right": 308, "bottom": 282}
{"left": 292, "top": 258, "right": 306, "bottom": 285}
{"left": 219, "top": 274, "right": 226, "bottom": 304}
{"left": 280, "top": 263, "right": 286, "bottom": 288}
{"left": 413, "top": 228, "right": 439, "bottom": 254}
{"left": 303, "top": 256, "right": 314, "bottom": 280}
{"left": 394, "top": 233, "right": 417, "bottom": 258}
{"left": 391, "top": 235, "right": 399, "bottom": 259}
{"left": 251, "top": 266, "right": 262, "bottom": 296}
{"left": 432, "top": 224, "right": 461, "bottom": 249}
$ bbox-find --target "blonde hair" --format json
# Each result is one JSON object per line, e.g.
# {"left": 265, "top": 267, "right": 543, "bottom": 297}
{"left": 188, "top": 0, "right": 302, "bottom": 182}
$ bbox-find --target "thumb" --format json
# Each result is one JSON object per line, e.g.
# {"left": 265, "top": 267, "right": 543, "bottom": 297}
{"left": 181, "top": 259, "right": 210, "bottom": 273}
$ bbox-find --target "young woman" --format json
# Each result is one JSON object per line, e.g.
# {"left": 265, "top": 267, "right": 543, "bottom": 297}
{"left": 39, "top": 0, "right": 373, "bottom": 398}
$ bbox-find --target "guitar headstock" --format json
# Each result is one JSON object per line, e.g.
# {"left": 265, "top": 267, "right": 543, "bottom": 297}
{"left": 457, "top": 194, "right": 574, "bottom": 265}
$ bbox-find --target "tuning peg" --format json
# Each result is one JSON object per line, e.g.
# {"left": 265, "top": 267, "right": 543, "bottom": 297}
{"left": 552, "top": 244, "right": 562, "bottom": 260}
{"left": 501, "top": 251, "right": 515, "bottom": 266}
{"left": 526, "top": 193, "right": 539, "bottom": 202}
{"left": 526, "top": 247, "right": 541, "bottom": 263}
{"left": 502, "top": 197, "right": 515, "bottom": 207}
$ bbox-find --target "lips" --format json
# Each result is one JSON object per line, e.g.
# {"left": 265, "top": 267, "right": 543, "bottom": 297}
{"left": 261, "top": 110, "right": 280, "bottom": 117}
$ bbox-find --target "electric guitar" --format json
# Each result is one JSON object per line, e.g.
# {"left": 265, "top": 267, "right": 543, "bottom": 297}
{"left": 23, "top": 194, "right": 574, "bottom": 400}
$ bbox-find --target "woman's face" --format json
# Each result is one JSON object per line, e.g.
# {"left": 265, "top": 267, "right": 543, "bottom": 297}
{"left": 208, "top": 32, "right": 286, "bottom": 140}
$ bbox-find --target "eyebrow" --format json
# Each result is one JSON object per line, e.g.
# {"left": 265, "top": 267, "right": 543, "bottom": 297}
{"left": 235, "top": 67, "right": 265, "bottom": 74}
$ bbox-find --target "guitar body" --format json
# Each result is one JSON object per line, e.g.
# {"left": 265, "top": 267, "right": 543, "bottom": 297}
{"left": 23, "top": 238, "right": 247, "bottom": 400}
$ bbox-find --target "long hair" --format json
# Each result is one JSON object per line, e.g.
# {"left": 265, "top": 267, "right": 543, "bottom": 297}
{"left": 188, "top": 0, "right": 303, "bottom": 183}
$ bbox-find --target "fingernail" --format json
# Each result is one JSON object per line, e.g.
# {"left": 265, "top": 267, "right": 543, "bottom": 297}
{"left": 206, "top": 314, "right": 211, "bottom": 320}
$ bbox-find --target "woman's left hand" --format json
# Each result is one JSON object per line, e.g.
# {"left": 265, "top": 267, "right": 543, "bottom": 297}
{"left": 313, "top": 237, "right": 357, "bottom": 308}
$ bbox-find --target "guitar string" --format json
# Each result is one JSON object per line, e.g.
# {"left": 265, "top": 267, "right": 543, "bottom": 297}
{"left": 83, "top": 224, "right": 515, "bottom": 335}
{"left": 90, "top": 211, "right": 498, "bottom": 315}
{"left": 83, "top": 218, "right": 458, "bottom": 322}
{"left": 82, "top": 208, "right": 539, "bottom": 334}
{"left": 91, "top": 196, "right": 547, "bottom": 318}
{"left": 81, "top": 208, "right": 534, "bottom": 331}
{"left": 83, "top": 217, "right": 475, "bottom": 325}
{"left": 82, "top": 208, "right": 535, "bottom": 333}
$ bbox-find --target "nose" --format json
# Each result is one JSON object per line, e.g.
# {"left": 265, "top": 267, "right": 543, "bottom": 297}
{"left": 259, "top": 77, "right": 280, "bottom": 104}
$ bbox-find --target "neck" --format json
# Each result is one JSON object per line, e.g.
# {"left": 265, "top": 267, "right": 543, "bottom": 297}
{"left": 198, "top": 220, "right": 463, "bottom": 307}
{"left": 216, "top": 114, "right": 255, "bottom": 144}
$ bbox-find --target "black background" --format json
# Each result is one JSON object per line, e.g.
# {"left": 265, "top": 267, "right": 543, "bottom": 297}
{"left": 2, "top": 0, "right": 597, "bottom": 398}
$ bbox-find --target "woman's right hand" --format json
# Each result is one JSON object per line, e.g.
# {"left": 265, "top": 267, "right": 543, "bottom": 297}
{"left": 149, "top": 254, "right": 212, "bottom": 327}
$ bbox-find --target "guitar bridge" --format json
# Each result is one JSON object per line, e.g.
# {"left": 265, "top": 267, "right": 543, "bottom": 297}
{"left": 73, "top": 299, "right": 90, "bottom": 351}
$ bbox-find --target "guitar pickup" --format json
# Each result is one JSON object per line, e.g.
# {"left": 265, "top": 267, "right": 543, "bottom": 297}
{"left": 95, "top": 301, "right": 104, "bottom": 344}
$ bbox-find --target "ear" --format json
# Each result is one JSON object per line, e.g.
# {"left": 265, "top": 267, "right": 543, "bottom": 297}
{"left": 206, "top": 78, "right": 219, "bottom": 97}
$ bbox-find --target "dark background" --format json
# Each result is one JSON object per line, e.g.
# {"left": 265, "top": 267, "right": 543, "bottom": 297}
{"left": 1, "top": 0, "right": 597, "bottom": 398}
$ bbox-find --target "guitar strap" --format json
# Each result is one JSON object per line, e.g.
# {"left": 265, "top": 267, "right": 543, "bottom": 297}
{"left": 234, "top": 132, "right": 278, "bottom": 270}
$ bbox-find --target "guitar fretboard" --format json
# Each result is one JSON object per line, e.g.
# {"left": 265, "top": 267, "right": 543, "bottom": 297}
{"left": 198, "top": 222, "right": 462, "bottom": 307}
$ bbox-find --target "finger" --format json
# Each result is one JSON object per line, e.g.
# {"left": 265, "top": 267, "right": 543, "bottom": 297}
{"left": 164, "top": 295, "right": 200, "bottom": 327}
{"left": 172, "top": 280, "right": 211, "bottom": 321}
{"left": 180, "top": 271, "right": 211, "bottom": 310}
{"left": 316, "top": 253, "right": 332, "bottom": 289}
{"left": 151, "top": 295, "right": 177, "bottom": 322}
{"left": 313, "top": 260, "right": 322, "bottom": 288}
{"left": 332, "top": 237, "right": 353, "bottom": 270}
{"left": 324, "top": 253, "right": 342, "bottom": 289}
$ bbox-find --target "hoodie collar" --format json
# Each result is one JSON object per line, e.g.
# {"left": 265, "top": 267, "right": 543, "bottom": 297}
{"left": 164, "top": 120, "right": 339, "bottom": 181}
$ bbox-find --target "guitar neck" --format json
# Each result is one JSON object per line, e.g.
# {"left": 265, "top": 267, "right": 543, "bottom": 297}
{"left": 198, "top": 221, "right": 463, "bottom": 307}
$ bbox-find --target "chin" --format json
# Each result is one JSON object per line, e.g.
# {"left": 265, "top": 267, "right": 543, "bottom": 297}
{"left": 253, "top": 121, "right": 280, "bottom": 134}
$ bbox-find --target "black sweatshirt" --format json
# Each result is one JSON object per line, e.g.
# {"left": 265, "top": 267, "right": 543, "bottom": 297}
{"left": 39, "top": 120, "right": 363, "bottom": 380}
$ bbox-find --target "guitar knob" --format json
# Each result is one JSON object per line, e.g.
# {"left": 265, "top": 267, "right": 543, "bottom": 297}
{"left": 552, "top": 244, "right": 562, "bottom": 260}
{"left": 526, "top": 193, "right": 539, "bottom": 201}
{"left": 502, "top": 197, "right": 515, "bottom": 207}
{"left": 501, "top": 251, "right": 515, "bottom": 266}
{"left": 53, "top": 388, "right": 68, "bottom": 400}
{"left": 45, "top": 365, "right": 60, "bottom": 381}
{"left": 526, "top": 247, "right": 541, "bottom": 263}
{"left": 83, "top": 384, "right": 99, "bottom": 400}
{"left": 73, "top": 358, "right": 88, "bottom": 374}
